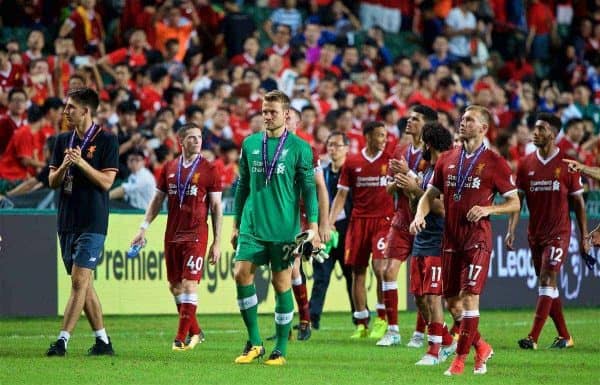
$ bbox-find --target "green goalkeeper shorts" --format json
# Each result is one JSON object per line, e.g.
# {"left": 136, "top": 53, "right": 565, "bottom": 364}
{"left": 235, "top": 233, "right": 296, "bottom": 272}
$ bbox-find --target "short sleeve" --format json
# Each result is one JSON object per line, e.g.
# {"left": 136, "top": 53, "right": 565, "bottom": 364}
{"left": 156, "top": 162, "right": 168, "bottom": 193}
{"left": 100, "top": 134, "right": 119, "bottom": 171}
{"left": 567, "top": 169, "right": 584, "bottom": 195}
{"left": 338, "top": 160, "right": 352, "bottom": 189}
{"left": 515, "top": 161, "right": 526, "bottom": 192}
{"left": 50, "top": 135, "right": 65, "bottom": 169}
{"left": 431, "top": 153, "right": 445, "bottom": 191}
{"left": 492, "top": 154, "right": 517, "bottom": 196}
{"left": 208, "top": 164, "right": 223, "bottom": 193}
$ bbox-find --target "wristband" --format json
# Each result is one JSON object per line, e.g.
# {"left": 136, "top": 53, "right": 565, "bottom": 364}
{"left": 140, "top": 220, "right": 150, "bottom": 230}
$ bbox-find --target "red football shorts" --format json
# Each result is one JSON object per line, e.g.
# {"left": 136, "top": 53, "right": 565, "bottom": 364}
{"left": 165, "top": 241, "right": 208, "bottom": 284}
{"left": 410, "top": 256, "right": 443, "bottom": 296}
{"left": 384, "top": 226, "right": 413, "bottom": 261}
{"left": 529, "top": 237, "right": 569, "bottom": 275}
{"left": 442, "top": 245, "right": 491, "bottom": 298}
{"left": 345, "top": 217, "right": 391, "bottom": 267}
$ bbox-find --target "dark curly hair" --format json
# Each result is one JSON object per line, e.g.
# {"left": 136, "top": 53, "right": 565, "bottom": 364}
{"left": 422, "top": 122, "right": 452, "bottom": 152}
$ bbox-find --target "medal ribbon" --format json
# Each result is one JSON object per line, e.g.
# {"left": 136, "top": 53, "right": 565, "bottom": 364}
{"left": 262, "top": 130, "right": 289, "bottom": 184}
{"left": 176, "top": 154, "right": 202, "bottom": 208}
{"left": 420, "top": 166, "right": 434, "bottom": 190}
{"left": 66, "top": 123, "right": 99, "bottom": 180}
{"left": 455, "top": 143, "right": 485, "bottom": 199}
{"left": 405, "top": 144, "right": 422, "bottom": 172}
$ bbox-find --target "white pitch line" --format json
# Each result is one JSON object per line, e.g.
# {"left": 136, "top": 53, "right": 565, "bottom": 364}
{"left": 1, "top": 318, "right": 598, "bottom": 340}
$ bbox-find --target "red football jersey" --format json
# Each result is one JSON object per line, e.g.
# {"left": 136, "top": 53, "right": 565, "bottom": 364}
{"left": 338, "top": 149, "right": 394, "bottom": 218}
{"left": 516, "top": 149, "right": 583, "bottom": 242}
{"left": 157, "top": 157, "right": 222, "bottom": 243}
{"left": 0, "top": 125, "right": 39, "bottom": 180}
{"left": 431, "top": 146, "right": 517, "bottom": 251}
{"left": 390, "top": 143, "right": 428, "bottom": 232}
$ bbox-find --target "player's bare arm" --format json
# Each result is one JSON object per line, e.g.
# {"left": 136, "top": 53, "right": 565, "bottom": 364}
{"left": 410, "top": 185, "right": 440, "bottom": 234}
{"left": 315, "top": 171, "right": 331, "bottom": 243}
{"left": 48, "top": 153, "right": 73, "bottom": 188}
{"left": 569, "top": 193, "right": 590, "bottom": 255}
{"left": 505, "top": 191, "right": 524, "bottom": 250}
{"left": 131, "top": 190, "right": 166, "bottom": 246}
{"left": 68, "top": 146, "right": 116, "bottom": 191}
{"left": 466, "top": 190, "right": 520, "bottom": 222}
{"left": 208, "top": 191, "right": 223, "bottom": 265}
{"left": 563, "top": 158, "right": 600, "bottom": 180}
{"left": 328, "top": 187, "right": 349, "bottom": 231}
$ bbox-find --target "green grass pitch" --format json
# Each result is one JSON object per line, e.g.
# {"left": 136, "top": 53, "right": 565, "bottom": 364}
{"left": 1, "top": 309, "right": 599, "bottom": 385}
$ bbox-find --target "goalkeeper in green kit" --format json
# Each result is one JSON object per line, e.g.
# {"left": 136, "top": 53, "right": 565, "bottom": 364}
{"left": 232, "top": 90, "right": 321, "bottom": 366}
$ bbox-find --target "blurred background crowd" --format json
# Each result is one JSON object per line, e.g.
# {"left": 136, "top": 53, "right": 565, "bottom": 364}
{"left": 0, "top": 0, "right": 599, "bottom": 210}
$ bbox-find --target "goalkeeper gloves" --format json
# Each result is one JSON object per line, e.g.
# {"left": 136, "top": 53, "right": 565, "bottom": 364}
{"left": 293, "top": 230, "right": 330, "bottom": 263}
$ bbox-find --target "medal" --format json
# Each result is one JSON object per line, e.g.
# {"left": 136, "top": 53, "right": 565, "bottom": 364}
{"left": 63, "top": 175, "right": 73, "bottom": 194}
{"left": 64, "top": 123, "right": 99, "bottom": 193}
{"left": 454, "top": 144, "right": 485, "bottom": 202}
{"left": 176, "top": 154, "right": 202, "bottom": 208}
{"left": 262, "top": 130, "right": 289, "bottom": 185}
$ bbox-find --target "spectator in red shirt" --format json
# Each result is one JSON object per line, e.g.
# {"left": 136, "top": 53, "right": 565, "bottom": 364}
{"left": 0, "top": 88, "right": 28, "bottom": 154}
{"left": 434, "top": 76, "right": 457, "bottom": 118}
{"left": 265, "top": 24, "right": 293, "bottom": 61}
{"left": 557, "top": 118, "right": 585, "bottom": 161}
{"left": 40, "top": 97, "right": 65, "bottom": 138}
{"left": 306, "top": 42, "right": 343, "bottom": 81}
{"left": 230, "top": 37, "right": 259, "bottom": 68}
{"left": 21, "top": 30, "right": 45, "bottom": 70}
{"left": 58, "top": 0, "right": 105, "bottom": 57}
{"left": 499, "top": 51, "right": 535, "bottom": 82}
{"left": 48, "top": 37, "right": 76, "bottom": 99}
{"left": 98, "top": 29, "right": 148, "bottom": 81}
{"left": 25, "top": 58, "right": 55, "bottom": 106}
{"left": 526, "top": 0, "right": 556, "bottom": 61}
{"left": 407, "top": 70, "right": 438, "bottom": 110}
{"left": 0, "top": 105, "right": 46, "bottom": 190}
{"left": 0, "top": 45, "right": 25, "bottom": 105}
{"left": 138, "top": 66, "right": 170, "bottom": 123}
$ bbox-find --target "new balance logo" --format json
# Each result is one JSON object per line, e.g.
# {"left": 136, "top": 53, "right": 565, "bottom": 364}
{"left": 528, "top": 171, "right": 535, "bottom": 176}
{"left": 252, "top": 150, "right": 260, "bottom": 155}
{"left": 448, "top": 165, "right": 455, "bottom": 169}
{"left": 89, "top": 257, "right": 97, "bottom": 262}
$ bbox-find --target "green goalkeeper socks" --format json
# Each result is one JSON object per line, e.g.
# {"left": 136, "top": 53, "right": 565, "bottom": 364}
{"left": 274, "top": 289, "right": 294, "bottom": 356}
{"left": 236, "top": 284, "right": 262, "bottom": 346}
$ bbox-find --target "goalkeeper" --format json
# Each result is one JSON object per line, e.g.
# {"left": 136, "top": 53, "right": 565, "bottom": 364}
{"left": 232, "top": 90, "right": 321, "bottom": 366}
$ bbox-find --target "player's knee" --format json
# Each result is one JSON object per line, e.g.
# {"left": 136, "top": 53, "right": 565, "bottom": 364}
{"left": 234, "top": 269, "right": 252, "bottom": 285}
{"left": 71, "top": 276, "right": 90, "bottom": 292}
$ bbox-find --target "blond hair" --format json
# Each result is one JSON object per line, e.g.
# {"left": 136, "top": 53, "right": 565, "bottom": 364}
{"left": 263, "top": 90, "right": 290, "bottom": 110}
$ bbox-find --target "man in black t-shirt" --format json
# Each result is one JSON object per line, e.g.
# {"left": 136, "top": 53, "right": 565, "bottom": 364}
{"left": 308, "top": 131, "right": 355, "bottom": 329}
{"left": 46, "top": 88, "right": 119, "bottom": 357}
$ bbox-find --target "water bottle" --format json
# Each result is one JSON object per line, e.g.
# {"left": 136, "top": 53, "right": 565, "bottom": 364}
{"left": 126, "top": 239, "right": 146, "bottom": 258}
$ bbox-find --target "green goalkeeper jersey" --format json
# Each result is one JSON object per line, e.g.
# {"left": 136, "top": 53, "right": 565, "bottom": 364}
{"left": 234, "top": 131, "right": 318, "bottom": 242}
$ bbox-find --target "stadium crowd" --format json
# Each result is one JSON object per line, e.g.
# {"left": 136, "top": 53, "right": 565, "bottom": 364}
{"left": 0, "top": 0, "right": 599, "bottom": 207}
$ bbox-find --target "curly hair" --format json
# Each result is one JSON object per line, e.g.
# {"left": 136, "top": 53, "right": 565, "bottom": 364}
{"left": 422, "top": 122, "right": 452, "bottom": 152}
